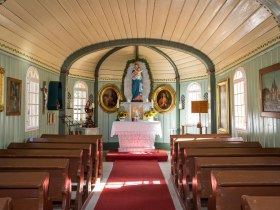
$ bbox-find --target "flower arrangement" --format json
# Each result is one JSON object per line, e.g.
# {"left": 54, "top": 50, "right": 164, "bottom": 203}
{"left": 117, "top": 108, "right": 128, "bottom": 121}
{"left": 144, "top": 108, "right": 157, "bottom": 120}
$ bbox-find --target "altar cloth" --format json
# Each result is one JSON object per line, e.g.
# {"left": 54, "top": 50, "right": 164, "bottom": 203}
{"left": 111, "top": 121, "right": 162, "bottom": 152}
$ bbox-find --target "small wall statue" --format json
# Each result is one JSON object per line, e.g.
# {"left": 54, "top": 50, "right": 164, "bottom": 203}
{"left": 83, "top": 100, "right": 95, "bottom": 128}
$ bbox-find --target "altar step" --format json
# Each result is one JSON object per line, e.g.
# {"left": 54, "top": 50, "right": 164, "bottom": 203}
{"left": 105, "top": 149, "right": 168, "bottom": 162}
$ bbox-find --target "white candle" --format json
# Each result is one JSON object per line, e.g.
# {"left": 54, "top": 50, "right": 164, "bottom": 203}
{"left": 151, "top": 100, "right": 154, "bottom": 108}
{"left": 92, "top": 102, "right": 95, "bottom": 109}
{"left": 179, "top": 101, "right": 182, "bottom": 110}
{"left": 117, "top": 99, "right": 119, "bottom": 108}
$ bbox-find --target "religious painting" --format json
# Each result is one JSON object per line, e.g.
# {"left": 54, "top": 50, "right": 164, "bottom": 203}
{"left": 0, "top": 68, "right": 4, "bottom": 112}
{"left": 98, "top": 84, "right": 122, "bottom": 113}
{"left": 217, "top": 78, "right": 230, "bottom": 133}
{"left": 6, "top": 77, "right": 22, "bottom": 116}
{"left": 122, "top": 59, "right": 152, "bottom": 102}
{"left": 131, "top": 103, "right": 144, "bottom": 120}
{"left": 153, "top": 85, "right": 176, "bottom": 113}
{"left": 259, "top": 63, "right": 280, "bottom": 118}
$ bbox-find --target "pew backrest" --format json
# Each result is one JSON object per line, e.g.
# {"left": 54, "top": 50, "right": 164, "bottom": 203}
{"left": 0, "top": 158, "right": 70, "bottom": 210}
{"left": 0, "top": 197, "right": 12, "bottom": 210}
{"left": 241, "top": 195, "right": 280, "bottom": 210}
{"left": 209, "top": 170, "right": 280, "bottom": 210}
{"left": 0, "top": 172, "right": 49, "bottom": 210}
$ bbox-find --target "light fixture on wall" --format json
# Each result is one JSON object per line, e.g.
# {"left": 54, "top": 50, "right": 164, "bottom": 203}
{"left": 191, "top": 100, "right": 208, "bottom": 134}
{"left": 179, "top": 94, "right": 185, "bottom": 110}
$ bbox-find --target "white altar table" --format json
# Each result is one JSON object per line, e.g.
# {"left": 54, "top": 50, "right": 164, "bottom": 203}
{"left": 111, "top": 121, "right": 162, "bottom": 152}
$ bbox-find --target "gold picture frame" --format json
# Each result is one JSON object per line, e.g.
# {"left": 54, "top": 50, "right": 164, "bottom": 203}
{"left": 7, "top": 77, "right": 22, "bottom": 116}
{"left": 153, "top": 84, "right": 176, "bottom": 113}
{"left": 0, "top": 68, "right": 4, "bottom": 112}
{"left": 217, "top": 78, "right": 230, "bottom": 133}
{"left": 98, "top": 84, "right": 122, "bottom": 113}
{"left": 259, "top": 63, "right": 280, "bottom": 118}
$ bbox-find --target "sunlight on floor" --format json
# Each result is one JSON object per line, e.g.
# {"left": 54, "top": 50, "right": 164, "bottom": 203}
{"left": 105, "top": 180, "right": 162, "bottom": 189}
{"left": 83, "top": 154, "right": 184, "bottom": 210}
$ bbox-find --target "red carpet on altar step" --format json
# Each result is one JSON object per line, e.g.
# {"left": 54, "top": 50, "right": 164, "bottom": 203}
{"left": 94, "top": 160, "right": 175, "bottom": 210}
{"left": 105, "top": 149, "right": 168, "bottom": 162}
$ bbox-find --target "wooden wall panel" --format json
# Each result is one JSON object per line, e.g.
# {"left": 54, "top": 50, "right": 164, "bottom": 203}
{"left": 0, "top": 50, "right": 59, "bottom": 149}
{"left": 216, "top": 43, "right": 280, "bottom": 147}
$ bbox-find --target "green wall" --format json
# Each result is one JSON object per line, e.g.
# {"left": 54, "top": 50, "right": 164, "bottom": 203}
{"left": 1, "top": 42, "right": 280, "bottom": 149}
{"left": 0, "top": 50, "right": 60, "bottom": 148}
{"left": 216, "top": 43, "right": 280, "bottom": 147}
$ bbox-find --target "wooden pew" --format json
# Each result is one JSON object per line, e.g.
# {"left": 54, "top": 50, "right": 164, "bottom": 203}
{"left": 192, "top": 156, "right": 280, "bottom": 210}
{"left": 0, "top": 172, "right": 49, "bottom": 210}
{"left": 177, "top": 147, "right": 280, "bottom": 210}
{"left": 8, "top": 142, "right": 92, "bottom": 198}
{"left": 0, "top": 197, "right": 12, "bottom": 210}
{"left": 0, "top": 149, "right": 84, "bottom": 210}
{"left": 38, "top": 134, "right": 103, "bottom": 180}
{"left": 170, "top": 134, "right": 239, "bottom": 179}
{"left": 173, "top": 140, "right": 261, "bottom": 188}
{"left": 0, "top": 158, "right": 71, "bottom": 210}
{"left": 241, "top": 195, "right": 280, "bottom": 210}
{"left": 37, "top": 134, "right": 103, "bottom": 183}
{"left": 209, "top": 170, "right": 280, "bottom": 210}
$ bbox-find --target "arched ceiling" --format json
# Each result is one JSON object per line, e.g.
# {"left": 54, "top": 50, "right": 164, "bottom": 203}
{"left": 0, "top": 0, "right": 280, "bottom": 81}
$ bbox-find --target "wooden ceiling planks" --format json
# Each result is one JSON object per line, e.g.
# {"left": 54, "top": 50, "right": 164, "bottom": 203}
{"left": 213, "top": 17, "right": 278, "bottom": 67}
{"left": 0, "top": 0, "right": 279, "bottom": 80}
{"left": 150, "top": 0, "right": 172, "bottom": 38}
{"left": 162, "top": 0, "right": 185, "bottom": 40}
{"left": 59, "top": 0, "right": 102, "bottom": 43}
{"left": 179, "top": 0, "right": 212, "bottom": 43}
{"left": 185, "top": 0, "right": 226, "bottom": 45}
{"left": 171, "top": 0, "right": 198, "bottom": 42}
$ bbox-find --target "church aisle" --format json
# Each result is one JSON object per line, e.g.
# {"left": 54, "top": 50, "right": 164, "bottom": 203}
{"left": 82, "top": 158, "right": 183, "bottom": 210}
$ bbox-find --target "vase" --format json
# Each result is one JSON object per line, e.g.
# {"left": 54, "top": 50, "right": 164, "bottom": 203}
{"left": 148, "top": 117, "right": 154, "bottom": 122}
{"left": 119, "top": 117, "right": 126, "bottom": 121}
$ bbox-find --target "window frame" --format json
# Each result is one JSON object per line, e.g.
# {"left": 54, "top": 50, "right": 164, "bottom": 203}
{"left": 73, "top": 81, "right": 88, "bottom": 122}
{"left": 25, "top": 66, "right": 40, "bottom": 132}
{"left": 233, "top": 68, "right": 247, "bottom": 131}
{"left": 186, "top": 82, "right": 202, "bottom": 125}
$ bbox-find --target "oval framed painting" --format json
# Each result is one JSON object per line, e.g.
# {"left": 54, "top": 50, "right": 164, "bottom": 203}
{"left": 153, "top": 85, "right": 176, "bottom": 113}
{"left": 98, "top": 84, "right": 122, "bottom": 113}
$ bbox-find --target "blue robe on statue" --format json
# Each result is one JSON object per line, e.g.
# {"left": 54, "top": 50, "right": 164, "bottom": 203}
{"left": 132, "top": 69, "right": 143, "bottom": 101}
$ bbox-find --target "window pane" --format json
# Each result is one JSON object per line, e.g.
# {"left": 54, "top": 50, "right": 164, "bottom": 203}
{"left": 234, "top": 70, "right": 246, "bottom": 130}
{"left": 26, "top": 67, "right": 39, "bottom": 131}
{"left": 73, "top": 82, "right": 88, "bottom": 120}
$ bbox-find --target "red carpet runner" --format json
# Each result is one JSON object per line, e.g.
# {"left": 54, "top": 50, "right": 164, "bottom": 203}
{"left": 94, "top": 160, "right": 176, "bottom": 210}
{"left": 105, "top": 150, "right": 168, "bottom": 162}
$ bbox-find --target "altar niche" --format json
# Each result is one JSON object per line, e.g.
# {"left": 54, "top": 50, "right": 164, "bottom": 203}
{"left": 122, "top": 59, "right": 152, "bottom": 102}
{"left": 120, "top": 102, "right": 152, "bottom": 121}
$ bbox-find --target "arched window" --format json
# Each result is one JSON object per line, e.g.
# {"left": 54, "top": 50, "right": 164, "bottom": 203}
{"left": 186, "top": 83, "right": 201, "bottom": 124}
{"left": 233, "top": 68, "right": 247, "bottom": 130}
{"left": 73, "top": 81, "right": 88, "bottom": 122}
{"left": 25, "top": 66, "right": 39, "bottom": 131}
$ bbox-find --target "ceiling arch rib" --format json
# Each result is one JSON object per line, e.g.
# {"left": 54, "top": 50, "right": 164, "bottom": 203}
{"left": 69, "top": 44, "right": 209, "bottom": 81}
{"left": 62, "top": 38, "right": 215, "bottom": 75}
